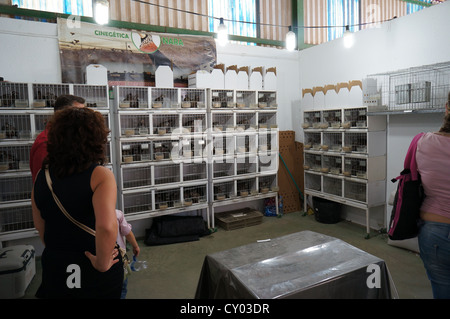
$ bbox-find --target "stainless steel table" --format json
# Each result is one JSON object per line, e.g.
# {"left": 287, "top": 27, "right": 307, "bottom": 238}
{"left": 195, "top": 230, "right": 398, "bottom": 299}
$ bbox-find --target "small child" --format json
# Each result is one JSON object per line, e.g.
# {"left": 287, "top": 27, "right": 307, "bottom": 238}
{"left": 116, "top": 209, "right": 140, "bottom": 299}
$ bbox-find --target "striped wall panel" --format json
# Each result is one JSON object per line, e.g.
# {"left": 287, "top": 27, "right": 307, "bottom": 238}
{"left": 304, "top": 0, "right": 328, "bottom": 45}
{"left": 259, "top": 0, "right": 292, "bottom": 46}
{"left": 109, "top": 0, "right": 210, "bottom": 32}
{"left": 303, "top": 0, "right": 422, "bottom": 45}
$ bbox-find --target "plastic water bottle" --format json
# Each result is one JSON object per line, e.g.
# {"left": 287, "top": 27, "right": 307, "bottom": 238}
{"left": 130, "top": 255, "right": 148, "bottom": 272}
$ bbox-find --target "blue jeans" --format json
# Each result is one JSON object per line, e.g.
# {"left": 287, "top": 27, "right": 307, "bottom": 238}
{"left": 121, "top": 278, "right": 128, "bottom": 299}
{"left": 418, "top": 220, "right": 450, "bottom": 299}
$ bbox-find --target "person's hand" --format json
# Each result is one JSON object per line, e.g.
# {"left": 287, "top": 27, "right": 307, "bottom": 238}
{"left": 85, "top": 248, "right": 120, "bottom": 272}
{"left": 133, "top": 246, "right": 140, "bottom": 257}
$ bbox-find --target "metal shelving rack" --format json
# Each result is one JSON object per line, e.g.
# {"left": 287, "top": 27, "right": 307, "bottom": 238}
{"left": 209, "top": 89, "right": 279, "bottom": 229}
{"left": 0, "top": 83, "right": 279, "bottom": 242}
{"left": 302, "top": 106, "right": 387, "bottom": 237}
{"left": 0, "top": 83, "right": 111, "bottom": 243}
{"left": 113, "top": 86, "right": 210, "bottom": 226}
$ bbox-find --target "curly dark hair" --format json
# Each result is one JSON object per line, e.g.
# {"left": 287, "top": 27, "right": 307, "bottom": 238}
{"left": 439, "top": 91, "right": 450, "bottom": 133}
{"left": 44, "top": 107, "right": 110, "bottom": 178}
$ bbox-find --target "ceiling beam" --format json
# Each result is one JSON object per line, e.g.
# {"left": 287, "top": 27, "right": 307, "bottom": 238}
{"left": 399, "top": 0, "right": 433, "bottom": 7}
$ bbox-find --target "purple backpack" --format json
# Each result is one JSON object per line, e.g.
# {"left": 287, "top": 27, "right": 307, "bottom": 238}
{"left": 388, "top": 133, "right": 425, "bottom": 240}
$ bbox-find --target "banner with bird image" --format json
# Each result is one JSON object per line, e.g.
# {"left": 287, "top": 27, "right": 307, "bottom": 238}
{"left": 57, "top": 18, "right": 217, "bottom": 86}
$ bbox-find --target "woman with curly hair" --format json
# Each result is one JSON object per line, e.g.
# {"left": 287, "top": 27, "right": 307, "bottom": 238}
{"left": 32, "top": 107, "right": 123, "bottom": 299}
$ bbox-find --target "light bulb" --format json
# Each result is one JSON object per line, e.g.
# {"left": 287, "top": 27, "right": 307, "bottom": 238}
{"left": 217, "top": 18, "right": 228, "bottom": 46}
{"left": 286, "top": 30, "right": 296, "bottom": 51}
{"left": 343, "top": 25, "right": 354, "bottom": 48}
{"left": 94, "top": 0, "right": 109, "bottom": 25}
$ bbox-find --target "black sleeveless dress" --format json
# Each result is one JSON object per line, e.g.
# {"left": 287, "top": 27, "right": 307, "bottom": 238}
{"left": 33, "top": 164, "right": 123, "bottom": 299}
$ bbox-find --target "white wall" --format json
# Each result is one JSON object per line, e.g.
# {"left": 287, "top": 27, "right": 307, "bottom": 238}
{"left": 297, "top": 1, "right": 450, "bottom": 227}
{"left": 0, "top": 17, "right": 62, "bottom": 83}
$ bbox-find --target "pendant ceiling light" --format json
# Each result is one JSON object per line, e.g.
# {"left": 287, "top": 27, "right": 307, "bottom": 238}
{"left": 217, "top": 18, "right": 228, "bottom": 46}
{"left": 286, "top": 26, "right": 296, "bottom": 51}
{"left": 343, "top": 25, "right": 354, "bottom": 48}
{"left": 93, "top": 0, "right": 109, "bottom": 25}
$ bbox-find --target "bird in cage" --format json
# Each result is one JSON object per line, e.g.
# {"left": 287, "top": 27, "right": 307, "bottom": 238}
{"left": 1, "top": 91, "right": 17, "bottom": 107}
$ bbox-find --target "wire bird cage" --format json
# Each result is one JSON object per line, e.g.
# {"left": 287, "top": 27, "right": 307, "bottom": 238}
{"left": 305, "top": 172, "right": 321, "bottom": 192}
{"left": 213, "top": 134, "right": 234, "bottom": 156}
{"left": 180, "top": 88, "right": 206, "bottom": 109}
{"left": 123, "top": 191, "right": 152, "bottom": 215}
{"left": 118, "top": 87, "right": 149, "bottom": 109}
{"left": 322, "top": 132, "right": 342, "bottom": 152}
{"left": 343, "top": 107, "right": 367, "bottom": 128}
{"left": 322, "top": 109, "right": 342, "bottom": 128}
{"left": 152, "top": 88, "right": 179, "bottom": 109}
{"left": 157, "top": 139, "right": 182, "bottom": 161}
{"left": 155, "top": 187, "right": 180, "bottom": 209}
{"left": 122, "top": 165, "right": 152, "bottom": 189}
{"left": 154, "top": 163, "right": 180, "bottom": 185}
{"left": 258, "top": 111, "right": 277, "bottom": 130}
{"left": 235, "top": 90, "right": 257, "bottom": 109}
{"left": 182, "top": 162, "right": 207, "bottom": 182}
{"left": 304, "top": 132, "right": 321, "bottom": 151}
{"left": 344, "top": 180, "right": 366, "bottom": 203}
{"left": 259, "top": 174, "right": 278, "bottom": 193}
{"left": 181, "top": 136, "right": 206, "bottom": 158}
{"left": 211, "top": 89, "right": 235, "bottom": 108}
{"left": 182, "top": 113, "right": 206, "bottom": 133}
{"left": 302, "top": 110, "right": 321, "bottom": 129}
{"left": 73, "top": 85, "right": 108, "bottom": 108}
{"left": 235, "top": 112, "right": 257, "bottom": 131}
{"left": 344, "top": 157, "right": 367, "bottom": 179}
{"left": 323, "top": 176, "right": 342, "bottom": 197}
{"left": 213, "top": 160, "right": 235, "bottom": 178}
{"left": 33, "top": 113, "right": 51, "bottom": 137}
{"left": 121, "top": 141, "right": 152, "bottom": 163}
{"left": 183, "top": 184, "right": 207, "bottom": 205}
{"left": 322, "top": 154, "right": 342, "bottom": 175}
{"left": 0, "top": 205, "right": 34, "bottom": 233}
{"left": 0, "top": 82, "right": 29, "bottom": 108}
{"left": 214, "top": 180, "right": 235, "bottom": 201}
{"left": 153, "top": 113, "right": 179, "bottom": 135}
{"left": 212, "top": 112, "right": 234, "bottom": 132}
{"left": 236, "top": 156, "right": 257, "bottom": 175}
{"left": 258, "top": 91, "right": 277, "bottom": 109}
{"left": 367, "top": 62, "right": 450, "bottom": 112}
{"left": 0, "top": 114, "right": 32, "bottom": 140}
{"left": 0, "top": 144, "right": 31, "bottom": 172}
{"left": 32, "top": 83, "right": 70, "bottom": 108}
{"left": 120, "top": 114, "right": 150, "bottom": 137}
{"left": 0, "top": 174, "right": 32, "bottom": 202}
{"left": 235, "top": 133, "right": 257, "bottom": 154}
{"left": 237, "top": 178, "right": 257, "bottom": 197}
{"left": 344, "top": 132, "right": 367, "bottom": 154}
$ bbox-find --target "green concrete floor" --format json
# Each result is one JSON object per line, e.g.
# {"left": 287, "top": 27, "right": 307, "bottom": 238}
{"left": 23, "top": 212, "right": 433, "bottom": 299}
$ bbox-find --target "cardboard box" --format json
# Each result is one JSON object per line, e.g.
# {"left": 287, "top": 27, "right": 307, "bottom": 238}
{"left": 249, "top": 66, "right": 263, "bottom": 90}
{"left": 237, "top": 66, "right": 249, "bottom": 89}
{"left": 210, "top": 69, "right": 225, "bottom": 89}
{"left": 188, "top": 70, "right": 211, "bottom": 88}
{"left": 225, "top": 65, "right": 238, "bottom": 89}
{"left": 155, "top": 65, "right": 174, "bottom": 88}
{"left": 264, "top": 67, "right": 277, "bottom": 90}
